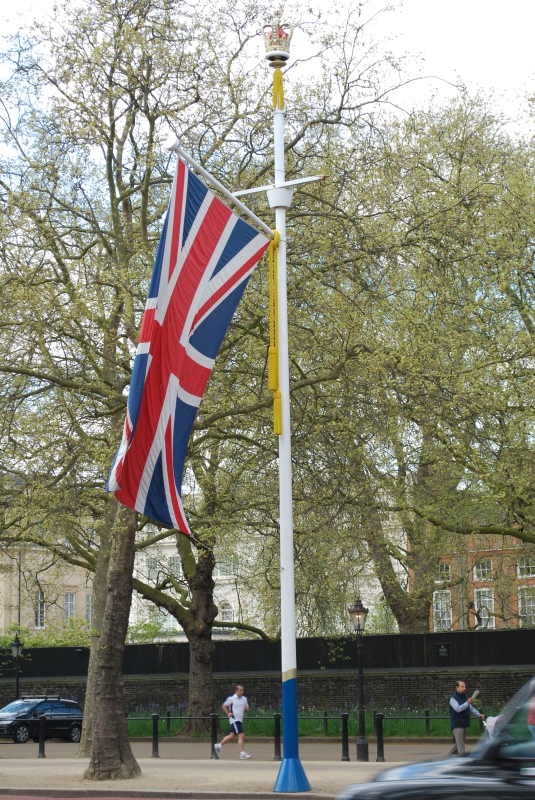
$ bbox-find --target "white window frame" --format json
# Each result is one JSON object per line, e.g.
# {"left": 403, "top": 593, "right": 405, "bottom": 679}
{"left": 436, "top": 563, "right": 451, "bottom": 583}
{"left": 214, "top": 556, "right": 238, "bottom": 578}
{"left": 169, "top": 557, "right": 182, "bottom": 578}
{"left": 519, "top": 586, "right": 535, "bottom": 627}
{"left": 517, "top": 558, "right": 535, "bottom": 579}
{"left": 86, "top": 594, "right": 93, "bottom": 627}
{"left": 163, "top": 611, "right": 177, "bottom": 631}
{"left": 473, "top": 559, "right": 493, "bottom": 582}
{"left": 474, "top": 587, "right": 494, "bottom": 629}
{"left": 147, "top": 557, "right": 158, "bottom": 583}
{"left": 433, "top": 590, "right": 452, "bottom": 632}
{"left": 35, "top": 590, "right": 46, "bottom": 629}
{"left": 218, "top": 602, "right": 234, "bottom": 631}
{"left": 64, "top": 592, "right": 75, "bottom": 621}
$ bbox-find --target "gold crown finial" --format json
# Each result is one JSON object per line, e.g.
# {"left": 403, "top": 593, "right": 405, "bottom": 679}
{"left": 262, "top": 10, "right": 293, "bottom": 69}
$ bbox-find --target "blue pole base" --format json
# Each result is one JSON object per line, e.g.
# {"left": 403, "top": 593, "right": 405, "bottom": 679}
{"left": 274, "top": 757, "right": 311, "bottom": 793}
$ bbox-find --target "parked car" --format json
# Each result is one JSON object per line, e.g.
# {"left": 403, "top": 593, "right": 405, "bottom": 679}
{"left": 338, "top": 675, "right": 535, "bottom": 800}
{"left": 0, "top": 696, "right": 83, "bottom": 744}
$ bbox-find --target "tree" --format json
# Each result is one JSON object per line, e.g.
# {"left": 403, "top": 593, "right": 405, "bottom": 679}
{"left": 0, "top": 0, "right": 410, "bottom": 770}
{"left": 293, "top": 98, "right": 535, "bottom": 631}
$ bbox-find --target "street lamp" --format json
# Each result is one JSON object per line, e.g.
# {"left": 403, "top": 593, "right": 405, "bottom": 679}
{"left": 10, "top": 635, "right": 23, "bottom": 700}
{"left": 348, "top": 598, "right": 369, "bottom": 762}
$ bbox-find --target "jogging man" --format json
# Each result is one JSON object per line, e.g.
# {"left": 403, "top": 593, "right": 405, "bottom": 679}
{"left": 214, "top": 684, "right": 251, "bottom": 759}
{"left": 448, "top": 680, "right": 485, "bottom": 756}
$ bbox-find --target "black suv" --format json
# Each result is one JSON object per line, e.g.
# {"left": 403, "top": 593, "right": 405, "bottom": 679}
{"left": 0, "top": 696, "right": 83, "bottom": 743}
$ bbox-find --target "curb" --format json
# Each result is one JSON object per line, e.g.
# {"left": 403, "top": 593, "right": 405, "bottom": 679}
{"left": 0, "top": 792, "right": 335, "bottom": 800}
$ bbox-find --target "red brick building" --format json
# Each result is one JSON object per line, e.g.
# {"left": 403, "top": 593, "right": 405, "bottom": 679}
{"left": 433, "top": 535, "right": 535, "bottom": 631}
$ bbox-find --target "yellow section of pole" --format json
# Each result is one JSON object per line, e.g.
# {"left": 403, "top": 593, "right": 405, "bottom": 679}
{"left": 268, "top": 230, "right": 282, "bottom": 434}
{"left": 272, "top": 68, "right": 284, "bottom": 110}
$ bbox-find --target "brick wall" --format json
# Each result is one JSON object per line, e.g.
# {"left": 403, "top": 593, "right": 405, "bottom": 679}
{"left": 2, "top": 666, "right": 532, "bottom": 712}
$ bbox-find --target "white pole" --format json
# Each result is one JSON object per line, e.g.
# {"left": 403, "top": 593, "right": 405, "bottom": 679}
{"left": 270, "top": 105, "right": 311, "bottom": 795}
{"left": 262, "top": 13, "right": 309, "bottom": 790}
{"left": 274, "top": 106, "right": 296, "bottom": 689}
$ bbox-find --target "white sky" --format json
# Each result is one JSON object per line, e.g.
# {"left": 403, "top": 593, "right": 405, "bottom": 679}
{"left": 2, "top": 0, "right": 535, "bottom": 118}
{"left": 371, "top": 0, "right": 535, "bottom": 116}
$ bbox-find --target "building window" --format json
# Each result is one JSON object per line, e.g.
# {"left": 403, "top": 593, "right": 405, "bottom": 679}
{"left": 169, "top": 557, "right": 182, "bottom": 578}
{"left": 147, "top": 558, "right": 158, "bottom": 583}
{"left": 473, "top": 560, "right": 492, "bottom": 582}
{"left": 436, "top": 563, "right": 451, "bottom": 583}
{"left": 86, "top": 594, "right": 93, "bottom": 627}
{"left": 218, "top": 602, "right": 234, "bottom": 631}
{"left": 474, "top": 588, "right": 494, "bottom": 629}
{"left": 64, "top": 593, "right": 75, "bottom": 622}
{"left": 34, "top": 590, "right": 46, "bottom": 629}
{"left": 163, "top": 612, "right": 178, "bottom": 631}
{"left": 517, "top": 558, "right": 535, "bottom": 579}
{"left": 214, "top": 556, "right": 238, "bottom": 578}
{"left": 519, "top": 587, "right": 535, "bottom": 627}
{"left": 433, "top": 590, "right": 452, "bottom": 632}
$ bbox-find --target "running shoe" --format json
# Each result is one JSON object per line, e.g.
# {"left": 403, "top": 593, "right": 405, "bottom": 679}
{"left": 240, "top": 752, "right": 252, "bottom": 759}
{"left": 214, "top": 743, "right": 222, "bottom": 754}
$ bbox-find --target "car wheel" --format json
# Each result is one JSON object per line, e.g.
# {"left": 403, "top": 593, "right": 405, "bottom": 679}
{"left": 68, "top": 724, "right": 82, "bottom": 743}
{"left": 14, "top": 724, "right": 30, "bottom": 743}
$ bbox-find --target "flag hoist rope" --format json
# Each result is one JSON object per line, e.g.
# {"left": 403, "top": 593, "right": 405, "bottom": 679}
{"left": 268, "top": 230, "right": 282, "bottom": 435}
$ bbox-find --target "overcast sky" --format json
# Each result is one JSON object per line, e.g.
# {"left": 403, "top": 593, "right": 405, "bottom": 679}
{"left": 371, "top": 0, "right": 535, "bottom": 116}
{"left": 3, "top": 0, "right": 535, "bottom": 118}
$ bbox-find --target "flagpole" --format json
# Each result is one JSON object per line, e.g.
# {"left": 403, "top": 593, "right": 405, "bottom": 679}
{"left": 263, "top": 15, "right": 311, "bottom": 794}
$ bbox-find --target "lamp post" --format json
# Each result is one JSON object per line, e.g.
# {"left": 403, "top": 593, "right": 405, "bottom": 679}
{"left": 10, "top": 635, "right": 23, "bottom": 700}
{"left": 348, "top": 598, "right": 369, "bottom": 762}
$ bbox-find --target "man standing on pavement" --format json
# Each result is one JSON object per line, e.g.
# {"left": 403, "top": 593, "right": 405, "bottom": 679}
{"left": 448, "top": 680, "right": 485, "bottom": 756}
{"left": 214, "top": 684, "right": 251, "bottom": 759}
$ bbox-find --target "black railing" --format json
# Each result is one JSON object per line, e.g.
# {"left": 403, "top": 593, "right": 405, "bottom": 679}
{"left": 124, "top": 710, "right": 487, "bottom": 762}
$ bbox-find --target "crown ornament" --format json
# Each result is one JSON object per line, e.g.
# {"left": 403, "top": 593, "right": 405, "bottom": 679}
{"left": 262, "top": 11, "right": 293, "bottom": 69}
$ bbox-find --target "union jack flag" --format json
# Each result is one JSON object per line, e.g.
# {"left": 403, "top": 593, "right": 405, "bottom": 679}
{"left": 107, "top": 158, "right": 270, "bottom": 533}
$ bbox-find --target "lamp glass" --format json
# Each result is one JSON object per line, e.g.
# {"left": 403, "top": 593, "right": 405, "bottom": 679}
{"left": 10, "top": 636, "right": 23, "bottom": 658}
{"left": 348, "top": 598, "right": 369, "bottom": 632}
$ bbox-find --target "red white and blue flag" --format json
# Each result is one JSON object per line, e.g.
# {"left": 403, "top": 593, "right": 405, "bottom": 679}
{"left": 107, "top": 158, "right": 270, "bottom": 533}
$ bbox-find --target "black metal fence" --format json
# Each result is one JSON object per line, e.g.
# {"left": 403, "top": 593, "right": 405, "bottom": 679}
{"left": 129, "top": 711, "right": 486, "bottom": 763}
{"left": 2, "top": 629, "right": 535, "bottom": 679}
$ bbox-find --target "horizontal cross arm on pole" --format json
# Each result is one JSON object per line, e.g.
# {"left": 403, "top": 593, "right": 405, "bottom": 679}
{"left": 166, "top": 139, "right": 273, "bottom": 239}
{"left": 233, "top": 175, "right": 326, "bottom": 197}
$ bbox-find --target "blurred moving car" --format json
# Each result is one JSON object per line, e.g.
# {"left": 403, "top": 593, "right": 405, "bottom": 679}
{"left": 338, "top": 676, "right": 535, "bottom": 799}
{"left": 0, "top": 696, "right": 83, "bottom": 743}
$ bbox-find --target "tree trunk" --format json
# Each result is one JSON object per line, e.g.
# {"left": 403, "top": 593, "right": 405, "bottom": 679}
{"left": 75, "top": 499, "right": 115, "bottom": 757}
{"left": 84, "top": 505, "right": 141, "bottom": 780}
{"left": 362, "top": 505, "right": 433, "bottom": 633}
{"left": 178, "top": 545, "right": 218, "bottom": 735}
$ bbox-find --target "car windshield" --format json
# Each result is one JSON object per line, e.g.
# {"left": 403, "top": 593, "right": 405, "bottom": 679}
{"left": 0, "top": 701, "right": 34, "bottom": 714}
{"left": 471, "top": 675, "right": 535, "bottom": 759}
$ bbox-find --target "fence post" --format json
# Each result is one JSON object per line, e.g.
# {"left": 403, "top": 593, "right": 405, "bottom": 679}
{"left": 273, "top": 713, "right": 282, "bottom": 761}
{"left": 424, "top": 708, "right": 430, "bottom": 737}
{"left": 375, "top": 713, "right": 385, "bottom": 763}
{"left": 479, "top": 713, "right": 484, "bottom": 735}
{"left": 38, "top": 715, "right": 46, "bottom": 759}
{"left": 151, "top": 713, "right": 159, "bottom": 758}
{"left": 340, "top": 712, "right": 350, "bottom": 761}
{"left": 323, "top": 710, "right": 328, "bottom": 737}
{"left": 210, "top": 713, "right": 219, "bottom": 759}
{"left": 166, "top": 710, "right": 171, "bottom": 734}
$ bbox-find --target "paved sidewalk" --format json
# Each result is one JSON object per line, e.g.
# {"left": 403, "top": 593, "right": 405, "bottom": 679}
{"left": 0, "top": 738, "right": 471, "bottom": 763}
{"left": 0, "top": 757, "right": 392, "bottom": 797}
{"left": 0, "top": 739, "right": 472, "bottom": 797}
